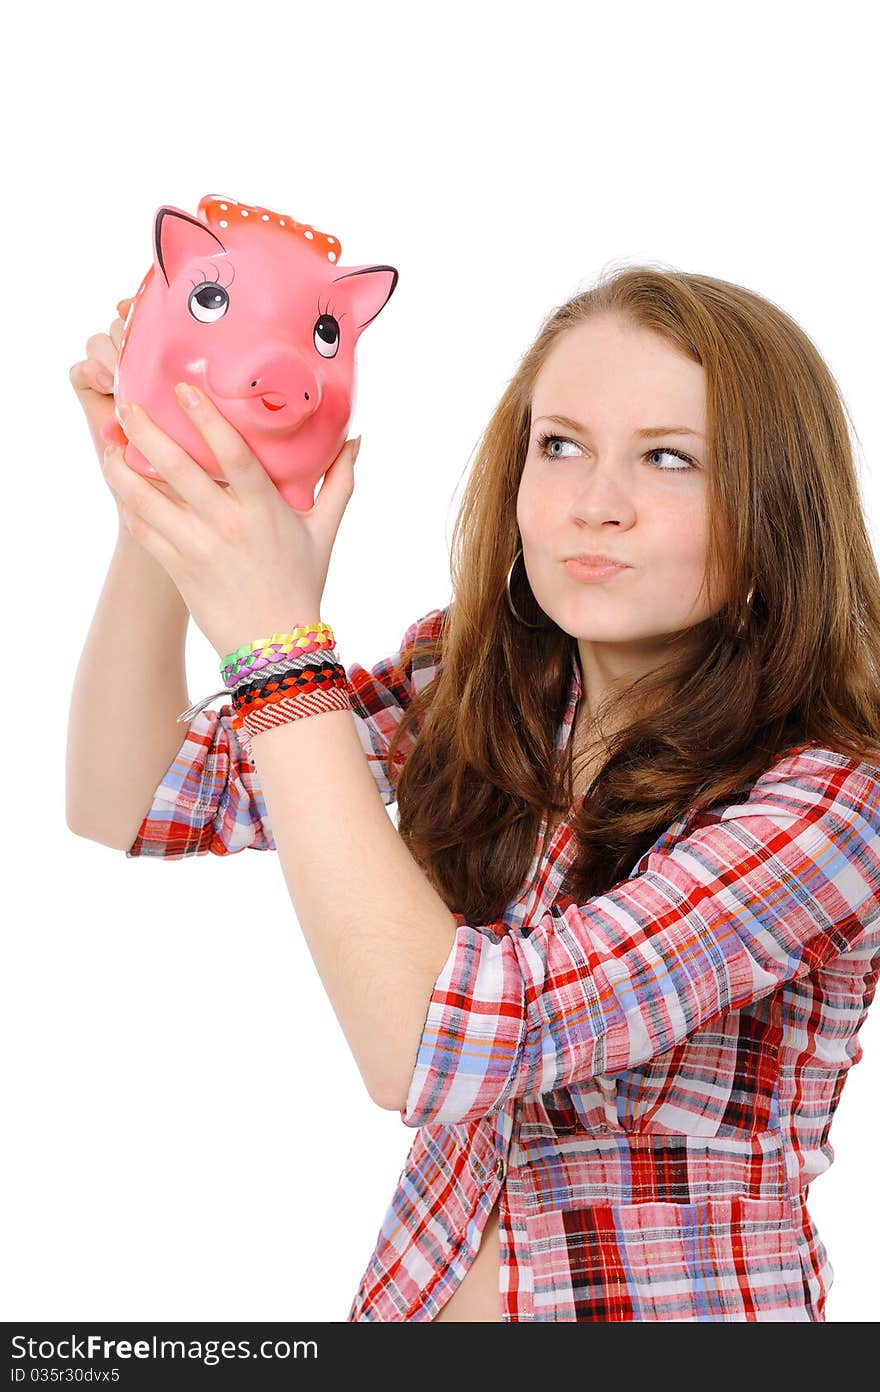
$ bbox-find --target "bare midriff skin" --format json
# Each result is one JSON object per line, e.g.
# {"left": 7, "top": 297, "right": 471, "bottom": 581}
{"left": 432, "top": 720, "right": 605, "bottom": 1322}
{"left": 432, "top": 1199, "right": 504, "bottom": 1322}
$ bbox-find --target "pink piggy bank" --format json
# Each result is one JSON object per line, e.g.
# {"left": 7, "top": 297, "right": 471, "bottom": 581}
{"left": 110, "top": 193, "right": 398, "bottom": 510}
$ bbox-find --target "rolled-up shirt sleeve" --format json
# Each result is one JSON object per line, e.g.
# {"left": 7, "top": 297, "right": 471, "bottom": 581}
{"left": 125, "top": 703, "right": 273, "bottom": 858}
{"left": 345, "top": 607, "right": 446, "bottom": 807}
{"left": 399, "top": 756, "right": 880, "bottom": 1128}
{"left": 126, "top": 607, "right": 447, "bottom": 859}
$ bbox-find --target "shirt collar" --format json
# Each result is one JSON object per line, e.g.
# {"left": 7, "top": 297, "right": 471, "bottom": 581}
{"left": 554, "top": 645, "right": 583, "bottom": 754}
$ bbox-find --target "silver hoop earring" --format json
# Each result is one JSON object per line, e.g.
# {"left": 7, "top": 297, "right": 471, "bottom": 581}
{"left": 736, "top": 581, "right": 756, "bottom": 637}
{"left": 506, "top": 547, "right": 551, "bottom": 628}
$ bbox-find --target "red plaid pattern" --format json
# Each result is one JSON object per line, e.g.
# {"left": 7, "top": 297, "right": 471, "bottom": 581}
{"left": 124, "top": 607, "right": 880, "bottom": 1321}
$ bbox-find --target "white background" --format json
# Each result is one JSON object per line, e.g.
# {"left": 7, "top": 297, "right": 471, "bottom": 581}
{"left": 2, "top": 0, "right": 877, "bottom": 1323}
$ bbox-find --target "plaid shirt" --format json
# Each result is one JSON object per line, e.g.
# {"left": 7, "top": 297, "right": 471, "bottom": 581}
{"left": 126, "top": 608, "right": 880, "bottom": 1322}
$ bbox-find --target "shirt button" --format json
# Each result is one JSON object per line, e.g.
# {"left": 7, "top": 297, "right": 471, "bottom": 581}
{"left": 495, "top": 1158, "right": 505, "bottom": 1180}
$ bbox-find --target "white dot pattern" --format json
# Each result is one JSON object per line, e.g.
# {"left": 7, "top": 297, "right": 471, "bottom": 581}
{"left": 199, "top": 193, "right": 341, "bottom": 262}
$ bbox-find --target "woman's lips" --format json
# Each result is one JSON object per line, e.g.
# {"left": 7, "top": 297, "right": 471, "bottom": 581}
{"left": 563, "top": 558, "right": 629, "bottom": 582}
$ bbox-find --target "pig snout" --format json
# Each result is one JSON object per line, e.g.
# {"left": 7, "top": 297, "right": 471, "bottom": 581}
{"left": 243, "top": 349, "right": 321, "bottom": 425}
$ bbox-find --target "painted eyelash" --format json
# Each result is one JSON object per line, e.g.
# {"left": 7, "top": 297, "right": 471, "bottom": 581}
{"left": 535, "top": 431, "right": 695, "bottom": 471}
{"left": 189, "top": 263, "right": 236, "bottom": 291}
{"left": 317, "top": 294, "right": 346, "bottom": 323}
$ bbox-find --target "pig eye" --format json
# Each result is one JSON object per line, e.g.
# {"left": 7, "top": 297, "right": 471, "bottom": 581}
{"left": 188, "top": 282, "right": 230, "bottom": 324}
{"left": 314, "top": 314, "right": 340, "bottom": 359}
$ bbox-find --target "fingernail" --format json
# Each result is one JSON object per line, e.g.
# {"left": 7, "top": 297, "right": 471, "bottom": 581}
{"left": 118, "top": 403, "right": 132, "bottom": 424}
{"left": 176, "top": 382, "right": 200, "bottom": 407}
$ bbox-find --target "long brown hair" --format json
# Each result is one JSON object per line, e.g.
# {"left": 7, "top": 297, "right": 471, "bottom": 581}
{"left": 385, "top": 264, "right": 880, "bottom": 923}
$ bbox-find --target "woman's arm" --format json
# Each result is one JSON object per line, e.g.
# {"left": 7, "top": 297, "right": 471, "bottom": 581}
{"left": 124, "top": 607, "right": 447, "bottom": 858}
{"left": 248, "top": 703, "right": 458, "bottom": 1107}
{"left": 190, "top": 671, "right": 880, "bottom": 1123}
{"left": 66, "top": 528, "right": 192, "bottom": 849}
{"left": 395, "top": 749, "right": 880, "bottom": 1127}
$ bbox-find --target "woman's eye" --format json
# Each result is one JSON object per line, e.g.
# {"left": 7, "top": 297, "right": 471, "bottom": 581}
{"left": 536, "top": 432, "right": 694, "bottom": 472}
{"left": 646, "top": 447, "right": 694, "bottom": 472}
{"left": 536, "top": 432, "right": 578, "bottom": 459}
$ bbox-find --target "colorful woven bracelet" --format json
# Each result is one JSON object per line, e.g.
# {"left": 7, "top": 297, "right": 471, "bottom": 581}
{"left": 221, "top": 623, "right": 336, "bottom": 684}
{"left": 236, "top": 649, "right": 352, "bottom": 754}
{"left": 238, "top": 684, "right": 353, "bottom": 758}
{"left": 230, "top": 658, "right": 349, "bottom": 725}
{"left": 177, "top": 622, "right": 339, "bottom": 724}
{"left": 228, "top": 648, "right": 333, "bottom": 705}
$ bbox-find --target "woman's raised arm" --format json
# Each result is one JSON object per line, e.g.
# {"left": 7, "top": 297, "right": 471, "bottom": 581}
{"left": 123, "top": 607, "right": 448, "bottom": 859}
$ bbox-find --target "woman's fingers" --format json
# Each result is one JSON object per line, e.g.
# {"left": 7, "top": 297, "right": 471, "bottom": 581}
{"left": 69, "top": 356, "right": 113, "bottom": 398}
{"left": 70, "top": 295, "right": 137, "bottom": 466}
{"left": 77, "top": 292, "right": 135, "bottom": 394}
{"left": 113, "top": 297, "right": 135, "bottom": 341}
{"left": 117, "top": 401, "right": 233, "bottom": 519}
{"left": 83, "top": 332, "right": 116, "bottom": 379}
{"left": 110, "top": 296, "right": 136, "bottom": 350}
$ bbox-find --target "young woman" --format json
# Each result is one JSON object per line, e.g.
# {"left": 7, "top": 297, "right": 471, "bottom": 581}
{"left": 68, "top": 266, "right": 880, "bottom": 1321}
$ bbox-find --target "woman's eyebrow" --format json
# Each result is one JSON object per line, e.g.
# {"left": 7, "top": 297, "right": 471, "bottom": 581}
{"left": 533, "top": 413, "right": 705, "bottom": 439}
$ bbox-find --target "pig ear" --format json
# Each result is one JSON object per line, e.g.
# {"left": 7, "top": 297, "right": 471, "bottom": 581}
{"left": 331, "top": 264, "right": 399, "bottom": 335}
{"left": 154, "top": 206, "right": 227, "bottom": 287}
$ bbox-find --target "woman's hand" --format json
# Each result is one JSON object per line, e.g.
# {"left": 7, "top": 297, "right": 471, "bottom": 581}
{"left": 69, "top": 295, "right": 132, "bottom": 462}
{"left": 70, "top": 295, "right": 181, "bottom": 509}
{"left": 100, "top": 382, "right": 361, "bottom": 658}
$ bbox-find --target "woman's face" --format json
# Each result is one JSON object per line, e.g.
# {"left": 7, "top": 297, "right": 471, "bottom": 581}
{"left": 517, "top": 313, "right": 722, "bottom": 654}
